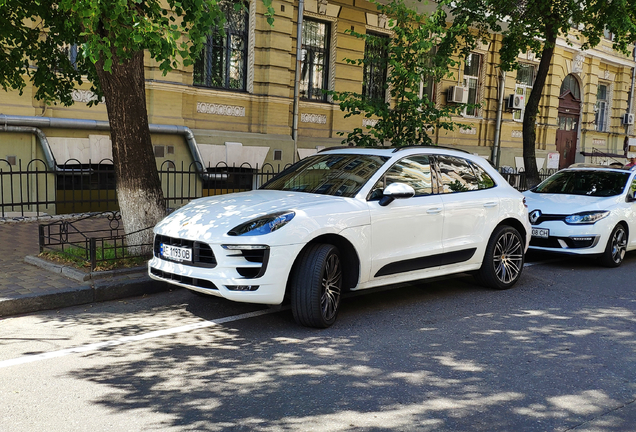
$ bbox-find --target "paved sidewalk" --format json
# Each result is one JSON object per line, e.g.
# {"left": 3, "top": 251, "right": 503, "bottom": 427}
{"left": 0, "top": 218, "right": 170, "bottom": 317}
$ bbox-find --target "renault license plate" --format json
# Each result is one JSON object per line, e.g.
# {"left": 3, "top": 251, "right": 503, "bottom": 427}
{"left": 161, "top": 244, "right": 192, "bottom": 262}
{"left": 531, "top": 228, "right": 549, "bottom": 238}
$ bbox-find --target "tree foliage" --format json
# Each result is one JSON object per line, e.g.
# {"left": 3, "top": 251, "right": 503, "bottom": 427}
{"left": 0, "top": 0, "right": 274, "bottom": 106}
{"left": 0, "top": 0, "right": 274, "bottom": 247}
{"left": 437, "top": 0, "right": 636, "bottom": 185}
{"left": 330, "top": 0, "right": 472, "bottom": 147}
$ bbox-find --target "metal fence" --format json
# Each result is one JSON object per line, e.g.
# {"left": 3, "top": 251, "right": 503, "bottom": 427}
{"left": 1, "top": 157, "right": 561, "bottom": 218}
{"left": 0, "top": 158, "right": 289, "bottom": 218}
{"left": 37, "top": 211, "right": 154, "bottom": 271}
{"left": 498, "top": 168, "right": 558, "bottom": 192}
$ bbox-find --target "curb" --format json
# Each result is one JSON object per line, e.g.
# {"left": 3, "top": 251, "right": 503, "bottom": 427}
{"left": 0, "top": 259, "right": 174, "bottom": 318}
{"left": 24, "top": 255, "right": 148, "bottom": 282}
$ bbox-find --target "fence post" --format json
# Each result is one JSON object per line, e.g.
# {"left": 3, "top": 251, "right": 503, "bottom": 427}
{"left": 90, "top": 237, "right": 97, "bottom": 271}
{"left": 38, "top": 224, "right": 44, "bottom": 253}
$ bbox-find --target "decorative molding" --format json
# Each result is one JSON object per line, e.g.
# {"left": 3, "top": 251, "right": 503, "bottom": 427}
{"left": 478, "top": 53, "right": 487, "bottom": 118}
{"left": 378, "top": 13, "right": 388, "bottom": 28}
{"left": 572, "top": 53, "right": 585, "bottom": 74}
{"left": 301, "top": 113, "right": 327, "bottom": 124}
{"left": 604, "top": 70, "right": 610, "bottom": 80}
{"left": 318, "top": 0, "right": 328, "bottom": 14}
{"left": 247, "top": 0, "right": 256, "bottom": 94}
{"left": 460, "top": 127, "right": 477, "bottom": 135}
{"left": 197, "top": 102, "right": 246, "bottom": 117}
{"left": 363, "top": 118, "right": 378, "bottom": 128}
{"left": 303, "top": 11, "right": 337, "bottom": 103}
{"left": 512, "top": 130, "right": 523, "bottom": 138}
{"left": 71, "top": 90, "right": 104, "bottom": 104}
{"left": 593, "top": 139, "right": 606, "bottom": 146}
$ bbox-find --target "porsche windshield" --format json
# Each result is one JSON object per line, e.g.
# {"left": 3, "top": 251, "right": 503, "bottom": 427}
{"left": 261, "top": 154, "right": 389, "bottom": 197}
{"left": 533, "top": 170, "right": 630, "bottom": 197}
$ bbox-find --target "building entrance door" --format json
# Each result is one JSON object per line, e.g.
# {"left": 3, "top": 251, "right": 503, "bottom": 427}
{"left": 555, "top": 89, "right": 581, "bottom": 169}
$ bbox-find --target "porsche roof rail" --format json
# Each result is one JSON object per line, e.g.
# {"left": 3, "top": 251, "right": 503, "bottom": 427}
{"left": 392, "top": 145, "right": 471, "bottom": 154}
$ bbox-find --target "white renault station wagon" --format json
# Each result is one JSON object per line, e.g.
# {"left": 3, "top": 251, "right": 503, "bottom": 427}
{"left": 149, "top": 147, "right": 531, "bottom": 328}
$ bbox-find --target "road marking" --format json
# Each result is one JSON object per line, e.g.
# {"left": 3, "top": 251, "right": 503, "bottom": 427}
{"left": 0, "top": 258, "right": 561, "bottom": 369}
{"left": 0, "top": 308, "right": 284, "bottom": 369}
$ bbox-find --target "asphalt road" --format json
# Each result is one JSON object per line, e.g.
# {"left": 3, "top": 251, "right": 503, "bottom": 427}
{"left": 2, "top": 252, "right": 636, "bottom": 431}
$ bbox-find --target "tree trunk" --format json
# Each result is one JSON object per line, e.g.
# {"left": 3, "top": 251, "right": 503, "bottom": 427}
{"left": 522, "top": 23, "right": 557, "bottom": 189}
{"left": 95, "top": 51, "right": 166, "bottom": 254}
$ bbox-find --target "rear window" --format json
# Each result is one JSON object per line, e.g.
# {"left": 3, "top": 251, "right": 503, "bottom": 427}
{"left": 533, "top": 170, "right": 630, "bottom": 197}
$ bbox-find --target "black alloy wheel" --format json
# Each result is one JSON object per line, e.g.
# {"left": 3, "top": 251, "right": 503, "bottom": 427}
{"left": 475, "top": 225, "right": 525, "bottom": 290}
{"left": 600, "top": 223, "right": 628, "bottom": 267}
{"left": 290, "top": 243, "right": 343, "bottom": 328}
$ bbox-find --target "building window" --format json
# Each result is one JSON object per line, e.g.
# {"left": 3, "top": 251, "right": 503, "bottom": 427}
{"left": 513, "top": 64, "right": 535, "bottom": 122}
{"left": 560, "top": 74, "right": 581, "bottom": 99}
{"left": 462, "top": 53, "right": 481, "bottom": 117}
{"left": 363, "top": 33, "right": 388, "bottom": 101}
{"left": 595, "top": 83, "right": 610, "bottom": 132}
{"left": 193, "top": 0, "right": 248, "bottom": 90}
{"left": 300, "top": 19, "right": 330, "bottom": 102}
{"left": 419, "top": 47, "right": 437, "bottom": 104}
{"left": 603, "top": 28, "right": 615, "bottom": 41}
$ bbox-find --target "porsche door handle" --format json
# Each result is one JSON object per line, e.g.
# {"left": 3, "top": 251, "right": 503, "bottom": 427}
{"left": 427, "top": 207, "right": 443, "bottom": 214}
{"left": 483, "top": 201, "right": 498, "bottom": 208}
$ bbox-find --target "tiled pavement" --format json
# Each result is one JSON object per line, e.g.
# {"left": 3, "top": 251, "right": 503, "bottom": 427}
{"left": 0, "top": 218, "right": 169, "bottom": 317}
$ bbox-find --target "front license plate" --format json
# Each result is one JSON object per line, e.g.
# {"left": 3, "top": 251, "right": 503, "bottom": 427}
{"left": 161, "top": 244, "right": 192, "bottom": 262}
{"left": 531, "top": 228, "right": 550, "bottom": 238}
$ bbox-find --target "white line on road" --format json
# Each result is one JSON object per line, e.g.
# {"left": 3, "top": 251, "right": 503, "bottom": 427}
{"left": 0, "top": 308, "right": 284, "bottom": 369}
{"left": 0, "top": 260, "right": 555, "bottom": 369}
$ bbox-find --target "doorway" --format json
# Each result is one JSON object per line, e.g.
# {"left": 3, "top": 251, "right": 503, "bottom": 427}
{"left": 555, "top": 75, "right": 581, "bottom": 169}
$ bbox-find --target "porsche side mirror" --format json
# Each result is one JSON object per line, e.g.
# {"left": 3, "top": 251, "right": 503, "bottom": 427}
{"left": 379, "top": 182, "right": 415, "bottom": 207}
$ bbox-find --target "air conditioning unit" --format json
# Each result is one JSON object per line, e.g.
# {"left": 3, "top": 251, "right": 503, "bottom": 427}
{"left": 507, "top": 94, "right": 525, "bottom": 110}
{"left": 447, "top": 86, "right": 469, "bottom": 104}
{"left": 622, "top": 113, "right": 635, "bottom": 125}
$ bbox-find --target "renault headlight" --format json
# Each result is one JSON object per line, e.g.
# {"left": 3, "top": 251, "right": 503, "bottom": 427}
{"left": 228, "top": 211, "right": 295, "bottom": 236}
{"left": 565, "top": 211, "right": 610, "bottom": 225}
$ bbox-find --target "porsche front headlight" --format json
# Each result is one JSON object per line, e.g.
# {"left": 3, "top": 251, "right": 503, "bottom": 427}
{"left": 228, "top": 211, "right": 295, "bottom": 236}
{"left": 565, "top": 211, "right": 610, "bottom": 225}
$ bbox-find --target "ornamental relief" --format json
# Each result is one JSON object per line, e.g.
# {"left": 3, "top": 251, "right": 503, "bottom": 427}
{"left": 71, "top": 90, "right": 105, "bottom": 104}
{"left": 460, "top": 127, "right": 477, "bottom": 135}
{"left": 197, "top": 102, "right": 246, "bottom": 117}
{"left": 301, "top": 113, "right": 327, "bottom": 124}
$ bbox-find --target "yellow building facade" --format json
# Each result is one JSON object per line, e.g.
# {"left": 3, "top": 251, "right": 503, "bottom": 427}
{"left": 1, "top": 0, "right": 635, "bottom": 215}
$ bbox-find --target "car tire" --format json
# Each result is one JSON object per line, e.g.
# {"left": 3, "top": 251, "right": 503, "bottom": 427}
{"left": 290, "top": 243, "right": 342, "bottom": 328}
{"left": 475, "top": 225, "right": 525, "bottom": 290}
{"left": 600, "top": 223, "right": 628, "bottom": 268}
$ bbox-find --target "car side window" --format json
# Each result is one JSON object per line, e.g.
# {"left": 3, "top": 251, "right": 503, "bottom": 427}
{"left": 369, "top": 156, "right": 433, "bottom": 200}
{"left": 471, "top": 161, "right": 496, "bottom": 189}
{"left": 436, "top": 155, "right": 480, "bottom": 193}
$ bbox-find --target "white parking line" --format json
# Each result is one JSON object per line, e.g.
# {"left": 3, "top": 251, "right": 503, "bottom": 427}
{"left": 0, "top": 308, "right": 283, "bottom": 369}
{"left": 1, "top": 258, "right": 557, "bottom": 370}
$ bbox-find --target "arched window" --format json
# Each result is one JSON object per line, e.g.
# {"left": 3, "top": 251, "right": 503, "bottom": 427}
{"left": 560, "top": 74, "right": 581, "bottom": 99}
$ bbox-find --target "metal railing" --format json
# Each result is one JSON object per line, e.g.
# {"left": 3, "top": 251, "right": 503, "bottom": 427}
{"left": 497, "top": 167, "right": 558, "bottom": 192}
{"left": 2, "top": 156, "right": 565, "bottom": 217}
{"left": 38, "top": 211, "right": 154, "bottom": 271}
{"left": 1, "top": 158, "right": 289, "bottom": 218}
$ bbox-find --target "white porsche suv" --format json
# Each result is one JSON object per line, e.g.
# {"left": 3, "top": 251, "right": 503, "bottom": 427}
{"left": 149, "top": 147, "right": 531, "bottom": 328}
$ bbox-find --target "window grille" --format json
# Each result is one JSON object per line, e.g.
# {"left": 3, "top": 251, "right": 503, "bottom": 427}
{"left": 193, "top": 1, "right": 248, "bottom": 90}
{"left": 363, "top": 33, "right": 388, "bottom": 101}
{"left": 300, "top": 19, "right": 330, "bottom": 101}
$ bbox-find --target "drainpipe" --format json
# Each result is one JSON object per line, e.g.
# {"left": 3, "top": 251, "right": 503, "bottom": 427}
{"left": 491, "top": 70, "right": 506, "bottom": 168}
{"left": 626, "top": 48, "right": 636, "bottom": 137}
{"left": 292, "top": 0, "right": 305, "bottom": 164}
{"left": 0, "top": 114, "right": 206, "bottom": 177}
